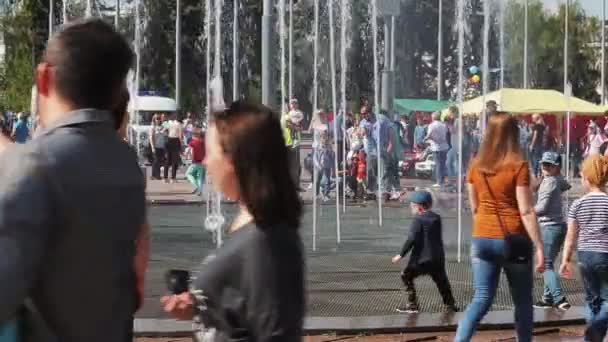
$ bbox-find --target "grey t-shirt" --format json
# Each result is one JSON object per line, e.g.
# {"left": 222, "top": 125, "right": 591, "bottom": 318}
{"left": 0, "top": 109, "right": 146, "bottom": 342}
{"left": 192, "top": 223, "right": 305, "bottom": 342}
{"left": 535, "top": 175, "right": 570, "bottom": 227}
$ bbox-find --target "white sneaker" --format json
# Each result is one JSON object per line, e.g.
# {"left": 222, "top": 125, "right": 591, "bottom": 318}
{"left": 431, "top": 183, "right": 442, "bottom": 188}
{"left": 306, "top": 183, "right": 313, "bottom": 190}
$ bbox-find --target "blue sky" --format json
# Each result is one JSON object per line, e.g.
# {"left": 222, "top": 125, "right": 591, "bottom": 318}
{"left": 543, "top": 0, "right": 602, "bottom": 17}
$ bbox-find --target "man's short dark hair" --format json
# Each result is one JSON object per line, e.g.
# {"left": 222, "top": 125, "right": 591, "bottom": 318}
{"left": 43, "top": 18, "right": 134, "bottom": 111}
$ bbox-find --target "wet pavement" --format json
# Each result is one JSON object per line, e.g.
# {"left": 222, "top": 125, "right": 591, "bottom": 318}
{"left": 140, "top": 204, "right": 586, "bottom": 320}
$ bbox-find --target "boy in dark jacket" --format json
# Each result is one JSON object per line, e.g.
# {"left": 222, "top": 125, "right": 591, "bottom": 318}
{"left": 392, "top": 190, "right": 458, "bottom": 313}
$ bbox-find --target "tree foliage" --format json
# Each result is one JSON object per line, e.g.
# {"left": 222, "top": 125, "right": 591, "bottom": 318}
{"left": 1, "top": 0, "right": 604, "bottom": 115}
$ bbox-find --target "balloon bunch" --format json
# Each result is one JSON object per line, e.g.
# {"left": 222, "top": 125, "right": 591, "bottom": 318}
{"left": 468, "top": 65, "right": 480, "bottom": 84}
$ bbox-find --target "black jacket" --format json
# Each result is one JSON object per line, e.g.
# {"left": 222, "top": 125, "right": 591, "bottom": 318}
{"left": 399, "top": 211, "right": 446, "bottom": 266}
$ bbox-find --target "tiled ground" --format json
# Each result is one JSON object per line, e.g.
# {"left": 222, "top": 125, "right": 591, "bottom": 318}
{"left": 140, "top": 204, "right": 585, "bottom": 319}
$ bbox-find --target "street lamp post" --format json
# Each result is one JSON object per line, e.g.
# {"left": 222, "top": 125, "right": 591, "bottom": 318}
{"left": 261, "top": 0, "right": 274, "bottom": 108}
{"left": 602, "top": 0, "right": 606, "bottom": 105}
{"left": 115, "top": 0, "right": 120, "bottom": 30}
{"left": 49, "top": 0, "right": 54, "bottom": 39}
{"left": 564, "top": 0, "right": 569, "bottom": 93}
{"left": 233, "top": 0, "right": 239, "bottom": 101}
{"left": 523, "top": 0, "right": 528, "bottom": 89}
{"left": 437, "top": 0, "right": 443, "bottom": 100}
{"left": 175, "top": 0, "right": 181, "bottom": 109}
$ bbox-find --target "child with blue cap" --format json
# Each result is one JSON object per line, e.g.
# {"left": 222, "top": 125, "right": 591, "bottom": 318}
{"left": 533, "top": 151, "right": 572, "bottom": 310}
{"left": 392, "top": 190, "right": 458, "bottom": 313}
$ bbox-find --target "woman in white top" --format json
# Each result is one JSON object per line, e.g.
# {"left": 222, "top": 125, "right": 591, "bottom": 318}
{"left": 165, "top": 113, "right": 183, "bottom": 182}
{"left": 585, "top": 123, "right": 607, "bottom": 158}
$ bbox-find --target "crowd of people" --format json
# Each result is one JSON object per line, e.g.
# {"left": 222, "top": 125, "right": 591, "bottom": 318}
{"left": 0, "top": 111, "right": 33, "bottom": 144}
{"left": 0, "top": 17, "right": 607, "bottom": 342}
{"left": 146, "top": 111, "right": 206, "bottom": 195}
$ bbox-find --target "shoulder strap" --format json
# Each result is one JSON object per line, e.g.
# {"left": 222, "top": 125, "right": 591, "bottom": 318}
{"left": 480, "top": 172, "right": 510, "bottom": 238}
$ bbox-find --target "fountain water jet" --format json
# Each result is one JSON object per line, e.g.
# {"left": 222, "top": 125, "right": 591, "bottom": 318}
{"left": 279, "top": 0, "right": 286, "bottom": 109}
{"left": 203, "top": 0, "right": 226, "bottom": 249}
{"left": 329, "top": 0, "right": 341, "bottom": 243}
{"left": 340, "top": 0, "right": 348, "bottom": 213}
{"left": 85, "top": 0, "right": 92, "bottom": 18}
{"left": 311, "top": 0, "right": 319, "bottom": 251}
{"left": 456, "top": 0, "right": 466, "bottom": 263}
{"left": 62, "top": 0, "right": 67, "bottom": 24}
{"left": 370, "top": 0, "right": 382, "bottom": 227}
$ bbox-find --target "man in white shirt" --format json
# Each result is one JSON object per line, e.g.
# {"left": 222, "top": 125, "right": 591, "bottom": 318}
{"left": 425, "top": 111, "right": 450, "bottom": 187}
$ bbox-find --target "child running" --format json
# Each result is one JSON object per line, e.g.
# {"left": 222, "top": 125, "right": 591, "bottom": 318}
{"left": 185, "top": 128, "right": 206, "bottom": 196}
{"left": 392, "top": 190, "right": 458, "bottom": 314}
{"left": 533, "top": 151, "right": 572, "bottom": 310}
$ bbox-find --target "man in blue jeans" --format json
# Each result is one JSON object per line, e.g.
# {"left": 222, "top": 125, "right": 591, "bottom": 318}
{"left": 533, "top": 152, "right": 571, "bottom": 310}
{"left": 424, "top": 111, "right": 449, "bottom": 187}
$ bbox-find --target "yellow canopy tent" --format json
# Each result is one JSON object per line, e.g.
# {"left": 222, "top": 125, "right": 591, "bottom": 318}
{"left": 460, "top": 88, "right": 605, "bottom": 116}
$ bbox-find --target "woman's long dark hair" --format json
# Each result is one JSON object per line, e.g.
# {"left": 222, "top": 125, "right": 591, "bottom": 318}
{"left": 213, "top": 101, "right": 303, "bottom": 230}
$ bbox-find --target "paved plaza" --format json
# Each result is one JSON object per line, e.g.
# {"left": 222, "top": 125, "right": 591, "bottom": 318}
{"left": 139, "top": 203, "right": 586, "bottom": 321}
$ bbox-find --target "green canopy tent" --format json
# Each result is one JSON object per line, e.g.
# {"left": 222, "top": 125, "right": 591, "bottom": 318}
{"left": 393, "top": 98, "right": 450, "bottom": 114}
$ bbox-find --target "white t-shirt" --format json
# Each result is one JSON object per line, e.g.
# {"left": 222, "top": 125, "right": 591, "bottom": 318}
{"left": 586, "top": 134, "right": 605, "bottom": 156}
{"left": 426, "top": 120, "right": 450, "bottom": 152}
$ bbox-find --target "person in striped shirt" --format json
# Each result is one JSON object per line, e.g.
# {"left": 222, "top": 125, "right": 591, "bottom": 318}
{"left": 561, "top": 155, "right": 608, "bottom": 342}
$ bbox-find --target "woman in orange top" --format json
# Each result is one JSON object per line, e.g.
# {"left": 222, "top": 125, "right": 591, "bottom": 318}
{"left": 455, "top": 113, "right": 544, "bottom": 342}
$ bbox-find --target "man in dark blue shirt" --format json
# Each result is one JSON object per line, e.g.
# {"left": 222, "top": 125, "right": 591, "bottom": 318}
{"left": 392, "top": 191, "right": 458, "bottom": 313}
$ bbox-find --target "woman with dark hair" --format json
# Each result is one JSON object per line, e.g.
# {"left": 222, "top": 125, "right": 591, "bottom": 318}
{"left": 161, "top": 101, "right": 305, "bottom": 342}
{"left": 455, "top": 113, "right": 544, "bottom": 342}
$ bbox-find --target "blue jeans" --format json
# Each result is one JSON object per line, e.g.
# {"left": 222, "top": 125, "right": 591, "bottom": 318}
{"left": 433, "top": 150, "right": 447, "bottom": 185}
{"left": 542, "top": 224, "right": 566, "bottom": 303}
{"left": 447, "top": 148, "right": 458, "bottom": 183}
{"left": 578, "top": 251, "right": 608, "bottom": 342}
{"left": 455, "top": 238, "right": 534, "bottom": 342}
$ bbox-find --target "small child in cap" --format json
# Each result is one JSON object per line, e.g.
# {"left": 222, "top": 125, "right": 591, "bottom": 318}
{"left": 533, "top": 151, "right": 571, "bottom": 310}
{"left": 392, "top": 190, "right": 458, "bottom": 313}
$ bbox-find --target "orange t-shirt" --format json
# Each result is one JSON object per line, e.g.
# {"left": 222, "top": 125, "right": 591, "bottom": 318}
{"left": 467, "top": 161, "right": 530, "bottom": 239}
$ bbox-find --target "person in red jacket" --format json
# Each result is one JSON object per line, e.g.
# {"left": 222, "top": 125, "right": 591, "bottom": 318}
{"left": 186, "top": 128, "right": 206, "bottom": 195}
{"left": 356, "top": 150, "right": 367, "bottom": 201}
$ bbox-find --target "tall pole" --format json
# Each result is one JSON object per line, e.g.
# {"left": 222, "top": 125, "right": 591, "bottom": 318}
{"left": 115, "top": 0, "right": 120, "bottom": 30}
{"left": 214, "top": 0, "right": 222, "bottom": 78}
{"left": 86, "top": 0, "right": 92, "bottom": 17}
{"left": 134, "top": 0, "right": 141, "bottom": 158}
{"left": 456, "top": 0, "right": 465, "bottom": 263}
{"left": 499, "top": 0, "right": 505, "bottom": 89}
{"left": 261, "top": 0, "right": 274, "bottom": 108}
{"left": 49, "top": 0, "right": 54, "bottom": 39}
{"left": 175, "top": 0, "right": 181, "bottom": 109}
{"left": 480, "top": 0, "right": 490, "bottom": 134}
{"left": 312, "top": 0, "right": 319, "bottom": 251}
{"left": 564, "top": 0, "right": 569, "bottom": 92}
{"left": 602, "top": 0, "right": 606, "bottom": 105}
{"left": 205, "top": 0, "right": 212, "bottom": 217}
{"left": 482, "top": 0, "right": 490, "bottom": 95}
{"left": 341, "top": 0, "right": 348, "bottom": 213}
{"left": 371, "top": 0, "right": 381, "bottom": 227}
{"left": 329, "top": 0, "right": 341, "bottom": 243}
{"left": 233, "top": 0, "right": 239, "bottom": 101}
{"left": 523, "top": 0, "right": 528, "bottom": 88}
{"left": 288, "top": 0, "right": 293, "bottom": 99}
{"left": 62, "top": 0, "right": 67, "bottom": 24}
{"left": 279, "top": 0, "right": 286, "bottom": 112}
{"left": 437, "top": 0, "right": 443, "bottom": 100}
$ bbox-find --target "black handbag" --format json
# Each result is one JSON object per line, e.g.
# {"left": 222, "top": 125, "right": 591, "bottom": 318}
{"left": 481, "top": 174, "right": 533, "bottom": 264}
